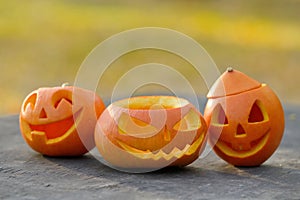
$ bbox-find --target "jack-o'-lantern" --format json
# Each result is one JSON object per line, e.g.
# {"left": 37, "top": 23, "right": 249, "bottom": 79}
{"left": 19, "top": 85, "right": 105, "bottom": 156}
{"left": 204, "top": 68, "right": 285, "bottom": 166}
{"left": 95, "top": 96, "right": 207, "bottom": 170}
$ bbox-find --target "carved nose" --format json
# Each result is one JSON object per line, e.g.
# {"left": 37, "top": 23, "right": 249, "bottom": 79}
{"left": 39, "top": 108, "right": 48, "bottom": 119}
{"left": 236, "top": 124, "right": 246, "bottom": 137}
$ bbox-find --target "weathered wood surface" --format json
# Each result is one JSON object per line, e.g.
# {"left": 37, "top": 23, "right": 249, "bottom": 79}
{"left": 1, "top": 105, "right": 299, "bottom": 200}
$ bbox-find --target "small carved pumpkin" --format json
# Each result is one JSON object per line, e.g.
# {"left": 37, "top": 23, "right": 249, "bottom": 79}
{"left": 204, "top": 68, "right": 285, "bottom": 166}
{"left": 19, "top": 85, "right": 105, "bottom": 156}
{"left": 95, "top": 96, "right": 207, "bottom": 170}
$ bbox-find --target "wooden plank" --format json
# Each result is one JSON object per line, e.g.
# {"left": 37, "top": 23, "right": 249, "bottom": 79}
{"left": 0, "top": 106, "right": 299, "bottom": 199}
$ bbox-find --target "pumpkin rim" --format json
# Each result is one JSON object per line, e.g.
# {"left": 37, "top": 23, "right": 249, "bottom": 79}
{"left": 112, "top": 96, "right": 190, "bottom": 110}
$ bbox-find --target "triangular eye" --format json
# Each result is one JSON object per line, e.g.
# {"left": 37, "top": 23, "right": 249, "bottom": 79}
{"left": 54, "top": 98, "right": 73, "bottom": 109}
{"left": 248, "top": 100, "right": 268, "bottom": 123}
{"left": 52, "top": 90, "right": 73, "bottom": 109}
{"left": 23, "top": 93, "right": 37, "bottom": 112}
{"left": 211, "top": 104, "right": 228, "bottom": 125}
{"left": 118, "top": 113, "right": 157, "bottom": 136}
{"left": 173, "top": 109, "right": 201, "bottom": 131}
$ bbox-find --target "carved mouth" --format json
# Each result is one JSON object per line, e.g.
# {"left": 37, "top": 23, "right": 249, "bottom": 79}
{"left": 24, "top": 109, "right": 83, "bottom": 144}
{"left": 214, "top": 129, "right": 270, "bottom": 158}
{"left": 116, "top": 132, "right": 205, "bottom": 161}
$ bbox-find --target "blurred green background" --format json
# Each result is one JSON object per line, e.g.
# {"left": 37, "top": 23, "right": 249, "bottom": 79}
{"left": 1, "top": 0, "right": 300, "bottom": 115}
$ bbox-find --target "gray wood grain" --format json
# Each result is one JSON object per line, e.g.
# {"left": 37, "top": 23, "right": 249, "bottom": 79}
{"left": 1, "top": 105, "right": 299, "bottom": 200}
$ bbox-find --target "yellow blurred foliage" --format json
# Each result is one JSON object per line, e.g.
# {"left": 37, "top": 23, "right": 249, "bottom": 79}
{"left": 0, "top": 0, "right": 300, "bottom": 115}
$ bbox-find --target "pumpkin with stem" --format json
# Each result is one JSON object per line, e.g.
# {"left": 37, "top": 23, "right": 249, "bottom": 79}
{"left": 204, "top": 68, "right": 285, "bottom": 166}
{"left": 19, "top": 84, "right": 105, "bottom": 156}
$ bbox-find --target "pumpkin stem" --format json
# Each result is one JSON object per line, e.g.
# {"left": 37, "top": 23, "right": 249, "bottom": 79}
{"left": 227, "top": 67, "right": 234, "bottom": 72}
{"left": 62, "top": 82, "right": 70, "bottom": 87}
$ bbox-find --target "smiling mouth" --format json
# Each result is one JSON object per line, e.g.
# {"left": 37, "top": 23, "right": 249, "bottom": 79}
{"left": 24, "top": 109, "right": 83, "bottom": 144}
{"left": 214, "top": 129, "right": 270, "bottom": 158}
{"left": 116, "top": 132, "right": 205, "bottom": 161}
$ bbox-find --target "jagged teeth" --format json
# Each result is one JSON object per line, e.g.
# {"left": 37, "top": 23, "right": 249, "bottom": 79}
{"left": 117, "top": 133, "right": 204, "bottom": 161}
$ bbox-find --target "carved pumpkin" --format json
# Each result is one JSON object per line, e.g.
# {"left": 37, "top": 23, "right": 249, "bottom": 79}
{"left": 19, "top": 85, "right": 105, "bottom": 156}
{"left": 95, "top": 96, "right": 207, "bottom": 170}
{"left": 204, "top": 68, "right": 285, "bottom": 166}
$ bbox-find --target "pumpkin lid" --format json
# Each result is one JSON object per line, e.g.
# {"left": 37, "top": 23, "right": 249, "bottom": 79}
{"left": 207, "top": 68, "right": 262, "bottom": 98}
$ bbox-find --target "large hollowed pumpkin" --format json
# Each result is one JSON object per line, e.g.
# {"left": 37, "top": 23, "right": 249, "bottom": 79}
{"left": 19, "top": 85, "right": 105, "bottom": 156}
{"left": 204, "top": 68, "right": 285, "bottom": 166}
{"left": 95, "top": 96, "right": 207, "bottom": 170}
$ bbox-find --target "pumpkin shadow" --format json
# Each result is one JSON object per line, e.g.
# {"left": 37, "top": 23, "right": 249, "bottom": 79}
{"left": 43, "top": 152, "right": 198, "bottom": 176}
{"left": 43, "top": 153, "right": 119, "bottom": 175}
{"left": 42, "top": 152, "right": 300, "bottom": 197}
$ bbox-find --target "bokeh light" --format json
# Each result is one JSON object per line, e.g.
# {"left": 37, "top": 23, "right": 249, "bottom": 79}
{"left": 1, "top": 0, "right": 300, "bottom": 115}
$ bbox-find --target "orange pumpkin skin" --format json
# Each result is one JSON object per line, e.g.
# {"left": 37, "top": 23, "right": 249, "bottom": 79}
{"left": 19, "top": 86, "right": 105, "bottom": 156}
{"left": 95, "top": 96, "right": 207, "bottom": 169}
{"left": 204, "top": 69, "right": 285, "bottom": 166}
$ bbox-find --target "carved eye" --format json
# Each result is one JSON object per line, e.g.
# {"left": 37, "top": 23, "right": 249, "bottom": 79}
{"left": 173, "top": 109, "right": 202, "bottom": 131}
{"left": 52, "top": 90, "right": 73, "bottom": 109}
{"left": 248, "top": 100, "right": 269, "bottom": 123}
{"left": 23, "top": 93, "right": 37, "bottom": 112}
{"left": 118, "top": 113, "right": 157, "bottom": 135}
{"left": 211, "top": 104, "right": 228, "bottom": 125}
{"left": 54, "top": 98, "right": 73, "bottom": 109}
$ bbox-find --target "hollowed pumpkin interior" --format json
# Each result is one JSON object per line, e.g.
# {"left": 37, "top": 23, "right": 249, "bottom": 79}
{"left": 114, "top": 96, "right": 201, "bottom": 136}
{"left": 114, "top": 96, "right": 189, "bottom": 110}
